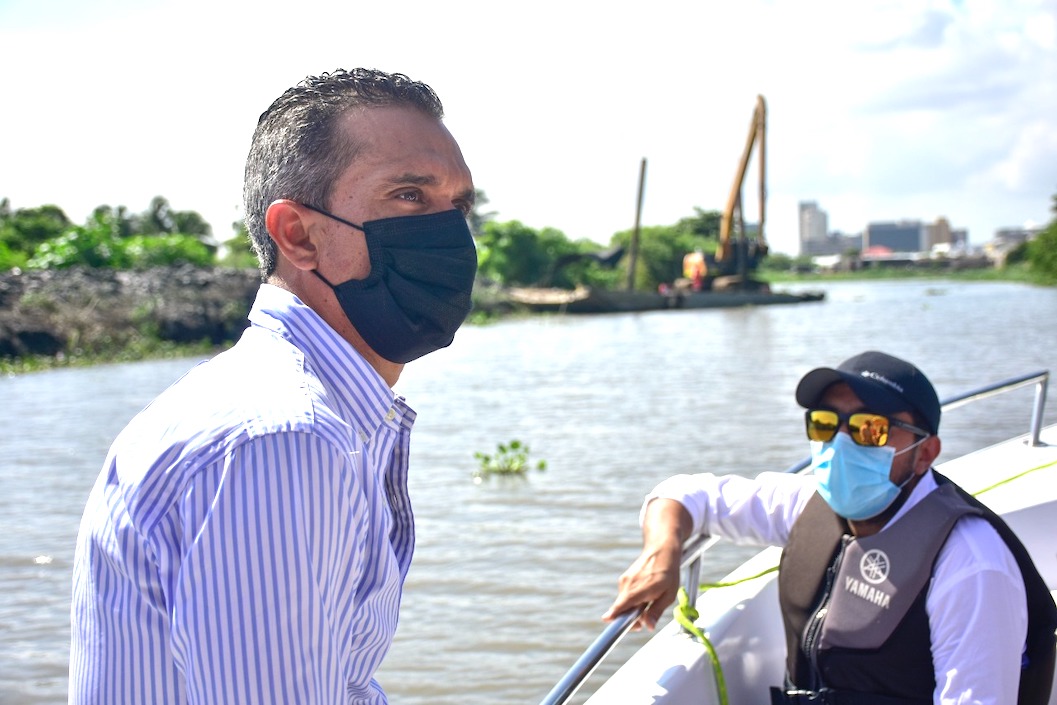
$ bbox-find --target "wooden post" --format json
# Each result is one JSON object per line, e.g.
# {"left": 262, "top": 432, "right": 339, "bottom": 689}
{"left": 626, "top": 157, "right": 647, "bottom": 291}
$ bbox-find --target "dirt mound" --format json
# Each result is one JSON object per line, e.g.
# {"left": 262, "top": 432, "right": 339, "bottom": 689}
{"left": 0, "top": 265, "right": 261, "bottom": 359}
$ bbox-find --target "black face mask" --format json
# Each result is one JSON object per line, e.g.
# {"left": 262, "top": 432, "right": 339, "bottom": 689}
{"left": 305, "top": 204, "right": 477, "bottom": 364}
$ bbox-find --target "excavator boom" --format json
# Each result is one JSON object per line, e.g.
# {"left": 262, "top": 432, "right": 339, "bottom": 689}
{"left": 716, "top": 95, "right": 767, "bottom": 266}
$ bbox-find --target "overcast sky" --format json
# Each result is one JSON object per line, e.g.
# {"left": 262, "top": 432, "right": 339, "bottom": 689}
{"left": 1, "top": 0, "right": 1054, "bottom": 255}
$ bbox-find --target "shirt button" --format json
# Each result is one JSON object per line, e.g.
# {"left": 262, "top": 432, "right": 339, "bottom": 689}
{"left": 386, "top": 408, "right": 396, "bottom": 421}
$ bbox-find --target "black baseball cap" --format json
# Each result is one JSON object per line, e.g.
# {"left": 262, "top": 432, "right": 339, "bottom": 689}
{"left": 795, "top": 350, "right": 940, "bottom": 435}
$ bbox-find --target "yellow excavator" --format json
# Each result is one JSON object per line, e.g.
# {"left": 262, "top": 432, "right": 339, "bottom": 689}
{"left": 701, "top": 94, "right": 770, "bottom": 292}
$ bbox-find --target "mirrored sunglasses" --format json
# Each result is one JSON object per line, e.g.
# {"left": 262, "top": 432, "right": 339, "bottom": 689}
{"left": 805, "top": 409, "right": 928, "bottom": 447}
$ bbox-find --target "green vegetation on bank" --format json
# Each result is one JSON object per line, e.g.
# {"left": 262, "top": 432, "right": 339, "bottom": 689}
{"left": 4, "top": 192, "right": 1056, "bottom": 285}
{"left": 474, "top": 207, "right": 725, "bottom": 291}
{"left": 1, "top": 339, "right": 222, "bottom": 376}
{"left": 2, "top": 191, "right": 1055, "bottom": 373}
{"left": 762, "top": 259, "right": 1051, "bottom": 285}
{"left": 0, "top": 196, "right": 258, "bottom": 272}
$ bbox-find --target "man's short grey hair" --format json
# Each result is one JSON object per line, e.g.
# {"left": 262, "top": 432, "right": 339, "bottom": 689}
{"left": 242, "top": 68, "right": 444, "bottom": 277}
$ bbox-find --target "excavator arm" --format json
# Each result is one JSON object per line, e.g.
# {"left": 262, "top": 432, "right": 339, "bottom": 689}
{"left": 715, "top": 94, "right": 768, "bottom": 270}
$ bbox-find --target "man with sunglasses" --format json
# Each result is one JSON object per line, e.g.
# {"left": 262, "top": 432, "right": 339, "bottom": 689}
{"left": 604, "top": 350, "right": 1056, "bottom": 704}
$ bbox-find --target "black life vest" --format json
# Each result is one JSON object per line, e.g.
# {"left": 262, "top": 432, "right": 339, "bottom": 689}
{"left": 774, "top": 472, "right": 1057, "bottom": 705}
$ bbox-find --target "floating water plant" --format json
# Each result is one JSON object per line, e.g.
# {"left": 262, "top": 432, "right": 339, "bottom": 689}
{"left": 473, "top": 439, "right": 546, "bottom": 480}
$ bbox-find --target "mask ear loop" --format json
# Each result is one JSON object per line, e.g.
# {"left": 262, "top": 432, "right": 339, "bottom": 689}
{"left": 892, "top": 434, "right": 931, "bottom": 487}
{"left": 313, "top": 270, "right": 338, "bottom": 288}
{"left": 301, "top": 203, "right": 366, "bottom": 232}
{"left": 302, "top": 204, "right": 372, "bottom": 291}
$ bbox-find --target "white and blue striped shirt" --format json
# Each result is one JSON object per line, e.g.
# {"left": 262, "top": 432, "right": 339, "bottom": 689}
{"left": 70, "top": 284, "right": 417, "bottom": 704}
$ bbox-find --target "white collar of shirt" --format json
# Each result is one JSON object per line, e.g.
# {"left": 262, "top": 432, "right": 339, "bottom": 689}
{"left": 247, "top": 283, "right": 415, "bottom": 443}
{"left": 882, "top": 468, "right": 938, "bottom": 530}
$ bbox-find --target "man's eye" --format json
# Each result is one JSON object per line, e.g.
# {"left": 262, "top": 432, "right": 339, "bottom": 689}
{"left": 398, "top": 191, "right": 421, "bottom": 203}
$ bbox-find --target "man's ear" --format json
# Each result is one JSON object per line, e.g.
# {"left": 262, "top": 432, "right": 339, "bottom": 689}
{"left": 265, "top": 200, "right": 319, "bottom": 271}
{"left": 915, "top": 435, "right": 942, "bottom": 474}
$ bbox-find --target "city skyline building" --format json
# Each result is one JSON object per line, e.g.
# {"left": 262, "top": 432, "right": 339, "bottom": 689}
{"left": 799, "top": 201, "right": 832, "bottom": 255}
{"left": 798, "top": 200, "right": 976, "bottom": 258}
{"left": 864, "top": 220, "right": 925, "bottom": 252}
{"left": 798, "top": 201, "right": 862, "bottom": 256}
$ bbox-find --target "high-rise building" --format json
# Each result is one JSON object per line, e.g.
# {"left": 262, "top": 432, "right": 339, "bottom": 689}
{"left": 866, "top": 217, "right": 968, "bottom": 254}
{"left": 864, "top": 220, "right": 925, "bottom": 252}
{"left": 925, "top": 218, "right": 951, "bottom": 249}
{"left": 799, "top": 201, "right": 829, "bottom": 255}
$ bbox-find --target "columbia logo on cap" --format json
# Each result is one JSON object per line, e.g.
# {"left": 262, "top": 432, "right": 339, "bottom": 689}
{"left": 860, "top": 370, "right": 905, "bottom": 394}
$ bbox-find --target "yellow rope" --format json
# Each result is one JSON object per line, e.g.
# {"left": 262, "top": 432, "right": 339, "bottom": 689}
{"left": 672, "top": 567, "right": 779, "bottom": 705}
{"left": 699, "top": 565, "right": 779, "bottom": 591}
{"left": 673, "top": 587, "right": 729, "bottom": 705}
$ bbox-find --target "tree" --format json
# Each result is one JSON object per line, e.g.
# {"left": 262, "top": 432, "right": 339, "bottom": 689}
{"left": 27, "top": 211, "right": 130, "bottom": 269}
{"left": 138, "top": 195, "right": 175, "bottom": 234}
{"left": 475, "top": 220, "right": 568, "bottom": 286}
{"left": 218, "top": 220, "right": 259, "bottom": 269}
{"left": 761, "top": 252, "right": 795, "bottom": 272}
{"left": 134, "top": 196, "right": 215, "bottom": 245}
{"left": 673, "top": 208, "right": 723, "bottom": 240}
{"left": 468, "top": 189, "right": 496, "bottom": 236}
{"left": 25, "top": 203, "right": 218, "bottom": 270}
{"left": 602, "top": 208, "right": 729, "bottom": 291}
{"left": 474, "top": 220, "right": 623, "bottom": 289}
{"left": 91, "top": 205, "right": 136, "bottom": 239}
{"left": 610, "top": 223, "right": 717, "bottom": 291}
{"left": 1025, "top": 193, "right": 1057, "bottom": 281}
{"left": 0, "top": 239, "right": 18, "bottom": 271}
{"left": 171, "top": 210, "right": 213, "bottom": 239}
{"left": 0, "top": 202, "right": 72, "bottom": 268}
{"left": 122, "top": 234, "right": 214, "bottom": 268}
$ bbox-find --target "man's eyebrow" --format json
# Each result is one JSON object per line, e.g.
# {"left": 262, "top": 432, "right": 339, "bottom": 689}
{"left": 386, "top": 173, "right": 436, "bottom": 187}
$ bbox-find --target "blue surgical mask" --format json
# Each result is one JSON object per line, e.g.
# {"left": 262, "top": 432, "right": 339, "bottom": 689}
{"left": 811, "top": 433, "right": 923, "bottom": 521}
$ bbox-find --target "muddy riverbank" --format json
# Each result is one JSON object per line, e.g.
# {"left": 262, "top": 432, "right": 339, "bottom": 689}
{"left": 0, "top": 265, "right": 261, "bottom": 359}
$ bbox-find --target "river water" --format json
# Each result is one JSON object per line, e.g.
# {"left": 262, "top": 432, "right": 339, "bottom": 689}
{"left": 2, "top": 279, "right": 1055, "bottom": 705}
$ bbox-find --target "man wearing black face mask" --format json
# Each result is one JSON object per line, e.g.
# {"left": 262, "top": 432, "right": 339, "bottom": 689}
{"left": 70, "top": 69, "right": 476, "bottom": 705}
{"left": 603, "top": 351, "right": 1056, "bottom": 705}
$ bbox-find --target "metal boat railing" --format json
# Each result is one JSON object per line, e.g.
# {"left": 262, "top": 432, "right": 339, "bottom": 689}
{"left": 538, "top": 534, "right": 719, "bottom": 705}
{"left": 538, "top": 370, "right": 1049, "bottom": 705}
{"left": 940, "top": 370, "right": 1049, "bottom": 448}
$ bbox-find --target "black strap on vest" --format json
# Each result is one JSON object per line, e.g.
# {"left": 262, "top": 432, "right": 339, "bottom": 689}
{"left": 770, "top": 686, "right": 929, "bottom": 705}
{"left": 778, "top": 494, "right": 848, "bottom": 688}
{"left": 935, "top": 474, "right": 1057, "bottom": 705}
